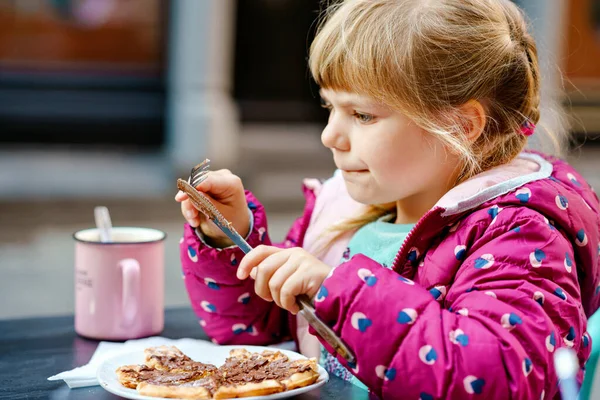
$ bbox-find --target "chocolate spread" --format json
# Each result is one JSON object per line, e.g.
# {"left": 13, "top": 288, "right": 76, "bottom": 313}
{"left": 122, "top": 362, "right": 217, "bottom": 386}
{"left": 218, "top": 355, "right": 311, "bottom": 386}
{"left": 120, "top": 348, "right": 314, "bottom": 395}
{"left": 148, "top": 351, "right": 193, "bottom": 370}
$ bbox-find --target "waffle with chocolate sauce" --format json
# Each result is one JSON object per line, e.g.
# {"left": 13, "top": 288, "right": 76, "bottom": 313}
{"left": 116, "top": 346, "right": 217, "bottom": 390}
{"left": 116, "top": 346, "right": 320, "bottom": 399}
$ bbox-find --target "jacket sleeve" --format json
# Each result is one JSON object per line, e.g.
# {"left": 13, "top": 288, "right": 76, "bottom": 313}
{"left": 180, "top": 188, "right": 317, "bottom": 345}
{"left": 312, "top": 213, "right": 587, "bottom": 399}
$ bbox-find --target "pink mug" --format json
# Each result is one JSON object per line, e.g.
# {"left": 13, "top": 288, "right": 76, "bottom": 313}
{"left": 73, "top": 227, "right": 166, "bottom": 340}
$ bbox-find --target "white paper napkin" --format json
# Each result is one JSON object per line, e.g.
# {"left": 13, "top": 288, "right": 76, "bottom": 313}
{"left": 48, "top": 337, "right": 298, "bottom": 389}
{"left": 48, "top": 337, "right": 213, "bottom": 388}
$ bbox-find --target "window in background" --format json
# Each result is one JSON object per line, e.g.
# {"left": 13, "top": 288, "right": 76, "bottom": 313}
{"left": 565, "top": 0, "right": 600, "bottom": 87}
{"left": 564, "top": 0, "right": 600, "bottom": 134}
{"left": 233, "top": 0, "right": 326, "bottom": 124}
{"left": 0, "top": 0, "right": 168, "bottom": 147}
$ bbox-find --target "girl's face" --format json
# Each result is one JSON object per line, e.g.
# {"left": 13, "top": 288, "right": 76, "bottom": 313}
{"left": 320, "top": 89, "right": 461, "bottom": 222}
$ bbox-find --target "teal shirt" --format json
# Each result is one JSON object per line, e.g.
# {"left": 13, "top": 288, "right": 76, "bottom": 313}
{"left": 319, "top": 216, "right": 415, "bottom": 390}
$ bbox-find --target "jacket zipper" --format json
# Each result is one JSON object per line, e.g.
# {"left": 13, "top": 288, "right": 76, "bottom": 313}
{"left": 391, "top": 207, "right": 445, "bottom": 271}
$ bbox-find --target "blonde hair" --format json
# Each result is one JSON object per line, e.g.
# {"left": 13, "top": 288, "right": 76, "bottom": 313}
{"left": 309, "top": 0, "right": 564, "bottom": 235}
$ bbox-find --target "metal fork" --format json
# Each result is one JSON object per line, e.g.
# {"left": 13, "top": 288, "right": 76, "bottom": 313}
{"left": 188, "top": 159, "right": 211, "bottom": 187}
{"left": 178, "top": 160, "right": 355, "bottom": 364}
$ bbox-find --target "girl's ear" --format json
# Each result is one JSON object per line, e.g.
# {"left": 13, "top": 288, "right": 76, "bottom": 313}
{"left": 459, "top": 100, "right": 487, "bottom": 143}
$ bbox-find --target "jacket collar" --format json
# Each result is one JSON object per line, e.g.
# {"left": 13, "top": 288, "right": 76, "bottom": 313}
{"left": 437, "top": 152, "right": 552, "bottom": 216}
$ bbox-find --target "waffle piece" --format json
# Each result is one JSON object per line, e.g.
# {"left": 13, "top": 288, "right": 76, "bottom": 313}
{"left": 116, "top": 346, "right": 320, "bottom": 399}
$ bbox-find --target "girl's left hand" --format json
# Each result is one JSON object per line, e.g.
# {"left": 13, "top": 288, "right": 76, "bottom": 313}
{"left": 237, "top": 245, "right": 332, "bottom": 314}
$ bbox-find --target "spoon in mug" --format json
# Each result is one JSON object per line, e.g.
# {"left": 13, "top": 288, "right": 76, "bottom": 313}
{"left": 94, "top": 206, "right": 113, "bottom": 243}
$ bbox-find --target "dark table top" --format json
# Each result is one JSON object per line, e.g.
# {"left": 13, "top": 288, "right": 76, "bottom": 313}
{"left": 0, "top": 307, "right": 370, "bottom": 400}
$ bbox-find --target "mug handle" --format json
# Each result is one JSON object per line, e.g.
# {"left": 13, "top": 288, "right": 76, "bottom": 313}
{"left": 119, "top": 258, "right": 140, "bottom": 327}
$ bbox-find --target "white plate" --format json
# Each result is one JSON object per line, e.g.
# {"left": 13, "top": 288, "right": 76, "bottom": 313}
{"left": 97, "top": 344, "right": 329, "bottom": 400}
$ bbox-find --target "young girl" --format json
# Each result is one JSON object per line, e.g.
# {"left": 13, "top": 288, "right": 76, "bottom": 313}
{"left": 175, "top": 0, "right": 600, "bottom": 398}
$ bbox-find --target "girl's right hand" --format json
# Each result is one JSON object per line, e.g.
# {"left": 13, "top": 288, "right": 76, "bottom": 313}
{"left": 175, "top": 169, "right": 250, "bottom": 248}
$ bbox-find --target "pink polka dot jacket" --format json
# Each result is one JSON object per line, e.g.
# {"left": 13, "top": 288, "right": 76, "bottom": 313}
{"left": 179, "top": 152, "right": 600, "bottom": 399}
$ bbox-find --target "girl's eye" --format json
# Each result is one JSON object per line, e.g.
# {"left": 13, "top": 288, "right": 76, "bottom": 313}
{"left": 354, "top": 112, "right": 374, "bottom": 123}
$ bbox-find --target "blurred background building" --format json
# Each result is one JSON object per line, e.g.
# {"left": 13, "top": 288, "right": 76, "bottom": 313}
{"left": 0, "top": 0, "right": 599, "bottom": 319}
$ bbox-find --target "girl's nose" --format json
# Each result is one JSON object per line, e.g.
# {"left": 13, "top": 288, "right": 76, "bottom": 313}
{"left": 321, "top": 114, "right": 350, "bottom": 151}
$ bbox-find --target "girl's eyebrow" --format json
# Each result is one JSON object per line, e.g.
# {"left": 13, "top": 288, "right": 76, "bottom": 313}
{"left": 320, "top": 89, "right": 388, "bottom": 112}
{"left": 319, "top": 90, "right": 363, "bottom": 108}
